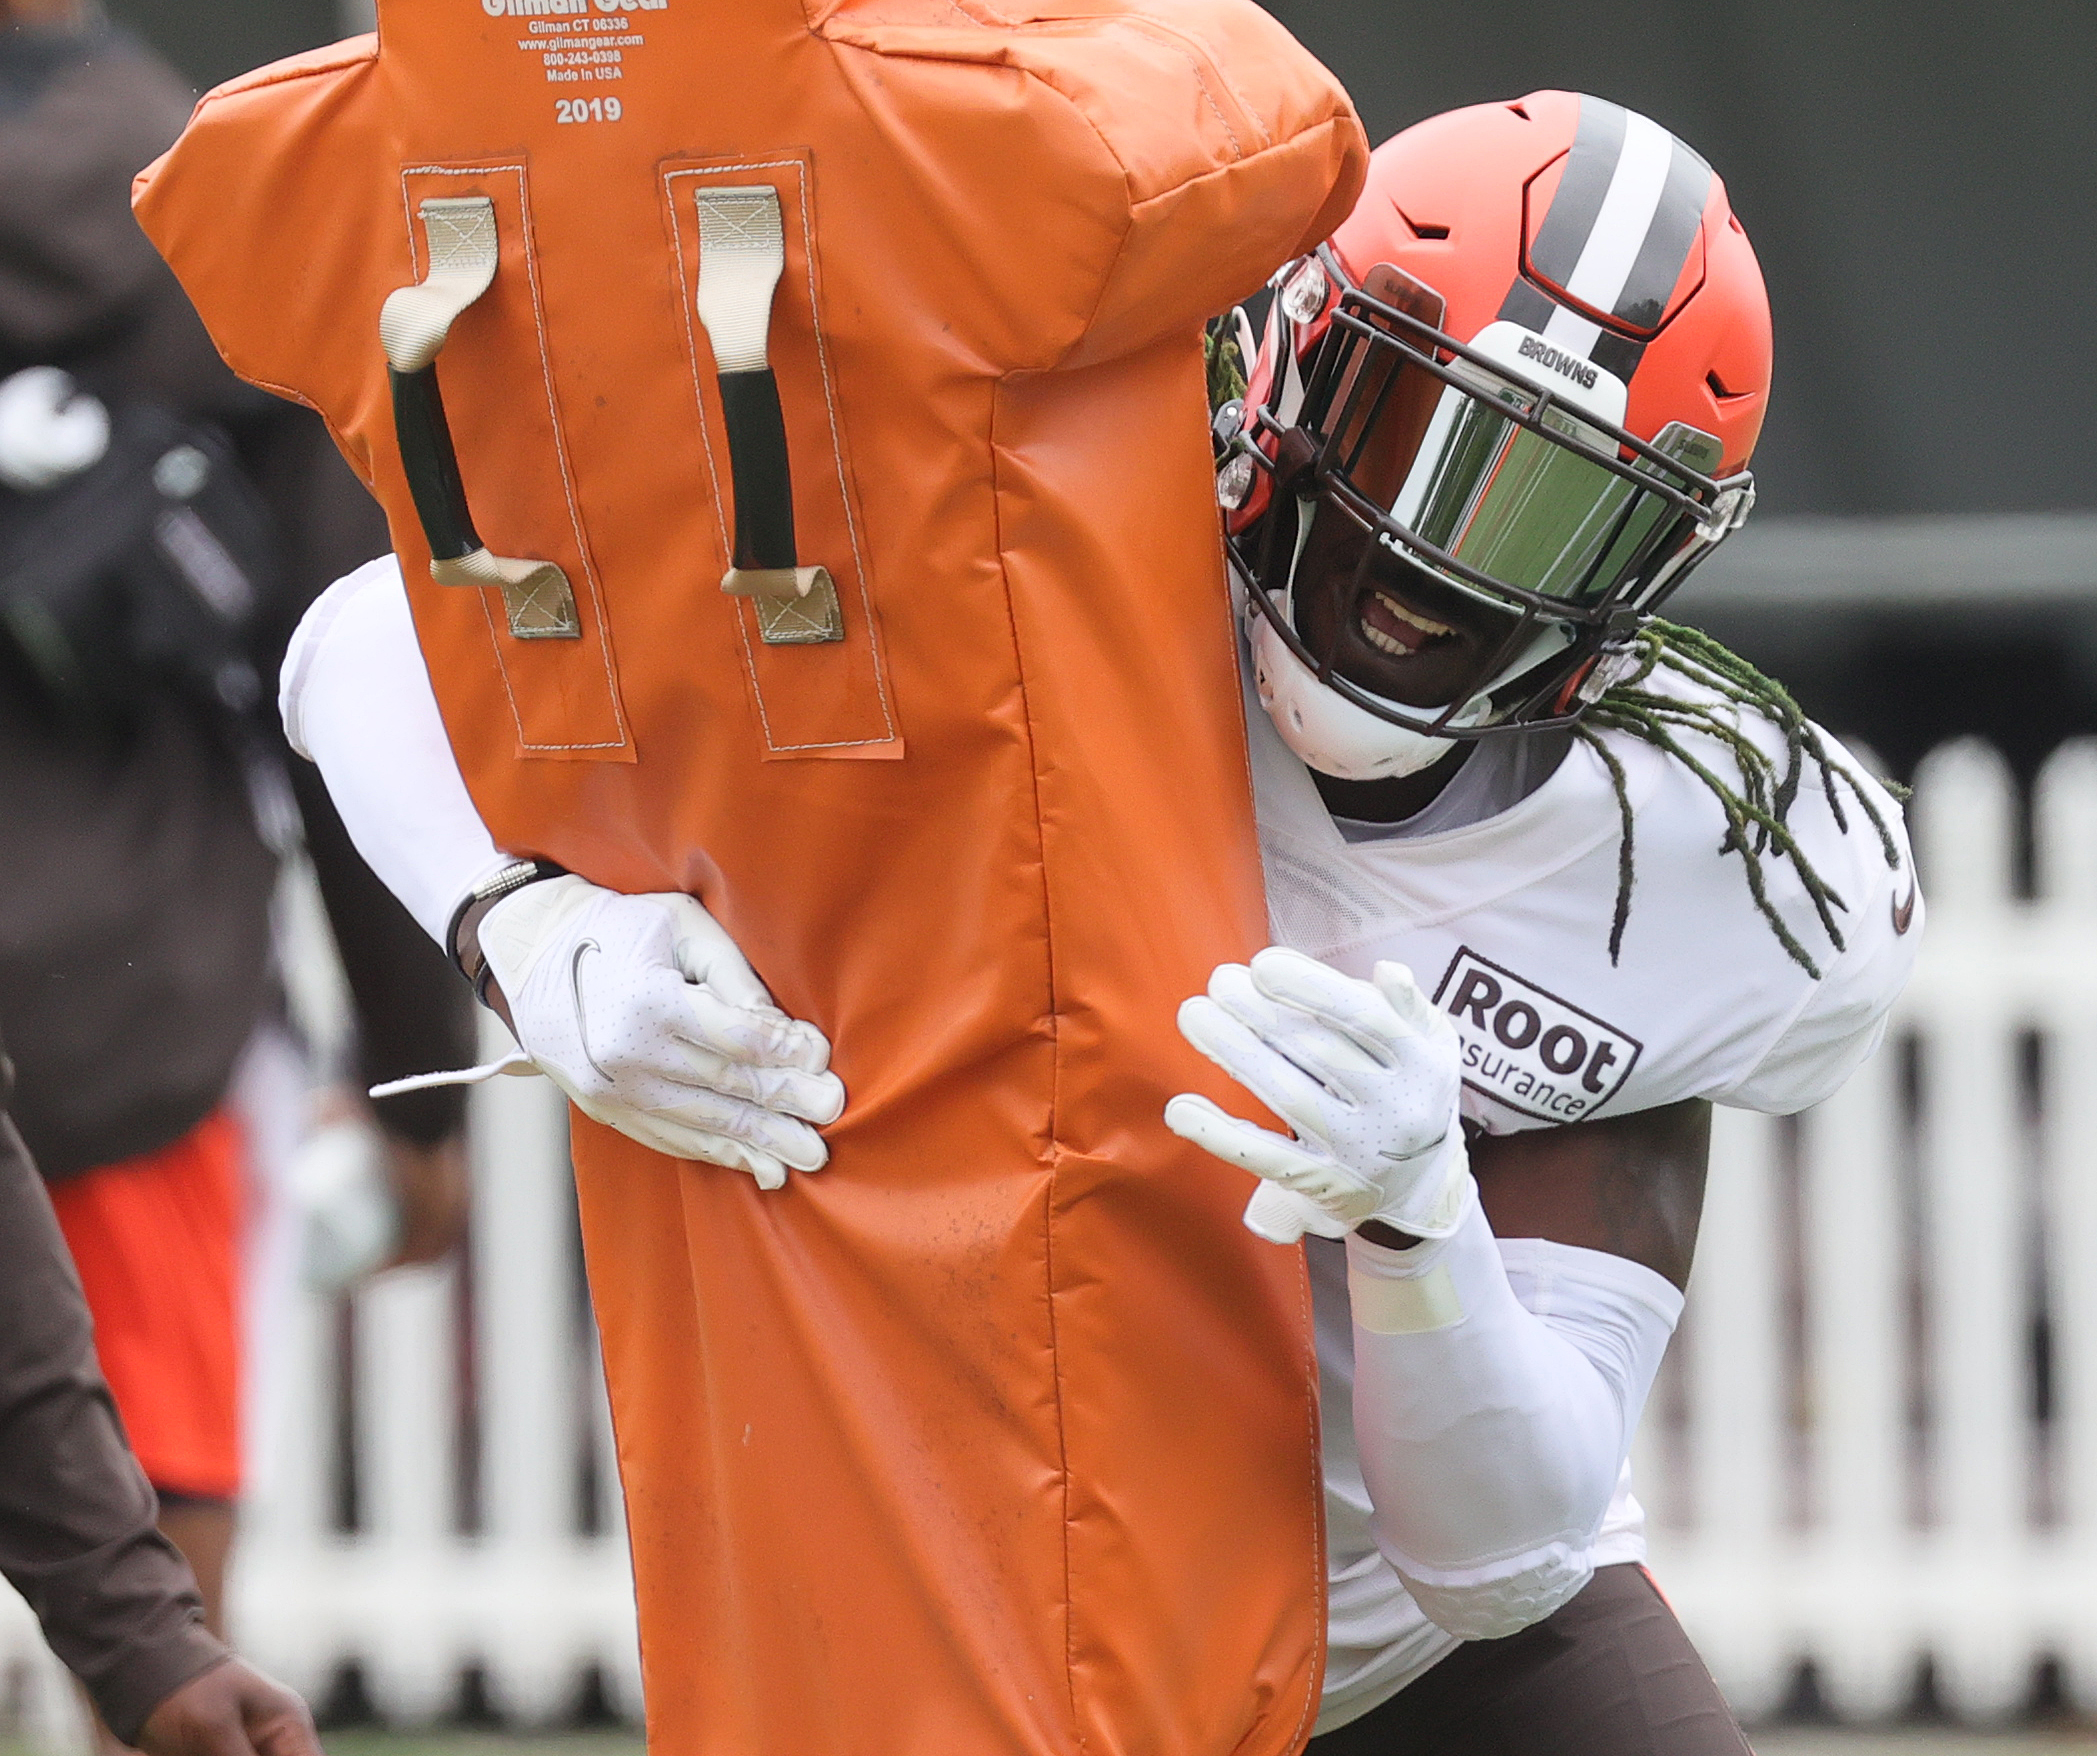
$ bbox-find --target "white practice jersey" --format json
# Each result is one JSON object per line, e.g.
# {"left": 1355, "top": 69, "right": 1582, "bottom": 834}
{"left": 1245, "top": 656, "right": 1923, "bottom": 1731}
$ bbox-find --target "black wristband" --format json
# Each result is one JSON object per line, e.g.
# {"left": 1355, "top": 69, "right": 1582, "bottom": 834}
{"left": 445, "top": 859, "right": 566, "bottom": 997}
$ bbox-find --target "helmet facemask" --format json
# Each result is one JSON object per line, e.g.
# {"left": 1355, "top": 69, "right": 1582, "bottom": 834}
{"left": 1225, "top": 249, "right": 1757, "bottom": 762}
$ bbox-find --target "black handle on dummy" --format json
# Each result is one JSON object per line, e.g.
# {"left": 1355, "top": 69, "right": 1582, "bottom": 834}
{"left": 390, "top": 365, "right": 481, "bottom": 564}
{"left": 717, "top": 368, "right": 798, "bottom": 572}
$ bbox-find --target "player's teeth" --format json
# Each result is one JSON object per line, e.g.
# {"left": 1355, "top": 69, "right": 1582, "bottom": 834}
{"left": 1376, "top": 591, "right": 1454, "bottom": 638}
{"left": 1359, "top": 590, "right": 1455, "bottom": 656}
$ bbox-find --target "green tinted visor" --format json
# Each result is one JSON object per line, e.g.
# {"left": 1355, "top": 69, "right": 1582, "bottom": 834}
{"left": 1306, "top": 280, "right": 1751, "bottom": 623}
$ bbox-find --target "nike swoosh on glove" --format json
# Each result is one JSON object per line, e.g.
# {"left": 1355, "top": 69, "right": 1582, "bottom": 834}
{"left": 1164, "top": 947, "right": 1470, "bottom": 1246}
{"left": 479, "top": 875, "right": 845, "bottom": 1189}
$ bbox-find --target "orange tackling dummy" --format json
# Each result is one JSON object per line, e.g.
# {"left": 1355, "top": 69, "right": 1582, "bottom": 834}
{"left": 135, "top": 6, "right": 1365, "bottom": 1751}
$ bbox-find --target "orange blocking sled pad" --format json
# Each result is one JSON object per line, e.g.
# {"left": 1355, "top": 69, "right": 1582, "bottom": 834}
{"left": 136, "top": 8, "right": 1364, "bottom": 1752}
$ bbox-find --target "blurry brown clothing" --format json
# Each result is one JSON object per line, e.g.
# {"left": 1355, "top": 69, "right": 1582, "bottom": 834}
{"left": 0, "top": 13, "right": 472, "bottom": 1173}
{"left": 0, "top": 1044, "right": 228, "bottom": 1743}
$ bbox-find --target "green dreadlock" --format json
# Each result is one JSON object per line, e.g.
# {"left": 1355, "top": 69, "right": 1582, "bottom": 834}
{"left": 1574, "top": 619, "right": 1908, "bottom": 979}
{"left": 1204, "top": 315, "right": 1250, "bottom": 419}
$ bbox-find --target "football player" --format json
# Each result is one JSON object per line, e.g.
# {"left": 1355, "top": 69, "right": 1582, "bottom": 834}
{"left": 1165, "top": 92, "right": 1921, "bottom": 1753}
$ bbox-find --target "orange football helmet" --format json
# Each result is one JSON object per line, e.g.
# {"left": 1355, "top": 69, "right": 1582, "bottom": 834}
{"left": 1221, "top": 91, "right": 1773, "bottom": 778}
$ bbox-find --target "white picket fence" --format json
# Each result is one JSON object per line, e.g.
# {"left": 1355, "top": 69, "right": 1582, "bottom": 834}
{"left": 1645, "top": 736, "right": 2097, "bottom": 1724}
{"left": 227, "top": 1062, "right": 644, "bottom": 1730}
{"left": 6, "top": 736, "right": 2097, "bottom": 1737}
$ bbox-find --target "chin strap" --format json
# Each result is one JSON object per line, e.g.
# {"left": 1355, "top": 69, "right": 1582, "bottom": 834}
{"left": 1281, "top": 492, "right": 1319, "bottom": 615}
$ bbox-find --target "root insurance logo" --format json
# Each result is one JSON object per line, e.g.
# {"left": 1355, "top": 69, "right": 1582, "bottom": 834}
{"left": 1432, "top": 948, "right": 1641, "bottom": 1123}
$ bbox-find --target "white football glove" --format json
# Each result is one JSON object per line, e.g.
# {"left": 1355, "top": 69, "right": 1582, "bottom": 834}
{"left": 478, "top": 875, "right": 844, "bottom": 1188}
{"left": 1165, "top": 948, "right": 1470, "bottom": 1246}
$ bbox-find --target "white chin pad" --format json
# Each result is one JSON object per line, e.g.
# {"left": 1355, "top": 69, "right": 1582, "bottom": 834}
{"left": 1250, "top": 612, "right": 1466, "bottom": 782}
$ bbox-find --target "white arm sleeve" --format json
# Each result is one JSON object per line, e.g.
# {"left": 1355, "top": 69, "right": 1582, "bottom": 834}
{"left": 279, "top": 554, "right": 512, "bottom": 945}
{"left": 1346, "top": 1192, "right": 1682, "bottom": 1641}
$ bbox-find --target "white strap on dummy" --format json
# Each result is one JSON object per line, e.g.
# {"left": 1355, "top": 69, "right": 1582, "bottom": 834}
{"left": 423, "top": 544, "right": 578, "bottom": 616}
{"left": 695, "top": 186, "right": 835, "bottom": 622}
{"left": 694, "top": 188, "right": 785, "bottom": 377}
{"left": 379, "top": 197, "right": 499, "bottom": 373}
{"left": 381, "top": 198, "right": 580, "bottom": 638}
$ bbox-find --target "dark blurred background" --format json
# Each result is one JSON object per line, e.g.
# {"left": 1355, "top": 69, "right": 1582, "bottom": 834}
{"left": 1256, "top": 0, "right": 2097, "bottom": 798}
{"left": 115, "top": 0, "right": 2097, "bottom": 789}
{"left": 106, "top": 0, "right": 341, "bottom": 92}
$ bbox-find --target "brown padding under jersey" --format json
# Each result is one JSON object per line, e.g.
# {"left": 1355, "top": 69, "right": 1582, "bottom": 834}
{"left": 1308, "top": 1565, "right": 1753, "bottom": 1756}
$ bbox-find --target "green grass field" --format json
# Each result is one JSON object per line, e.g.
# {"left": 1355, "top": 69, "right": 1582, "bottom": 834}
{"left": 313, "top": 1731, "right": 2097, "bottom": 1755}
{"left": 317, "top": 1738, "right": 645, "bottom": 1756}
{"left": 13, "top": 1726, "right": 2097, "bottom": 1755}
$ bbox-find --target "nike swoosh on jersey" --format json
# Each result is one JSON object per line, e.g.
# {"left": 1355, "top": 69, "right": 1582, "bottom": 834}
{"left": 1891, "top": 876, "right": 1917, "bottom": 936}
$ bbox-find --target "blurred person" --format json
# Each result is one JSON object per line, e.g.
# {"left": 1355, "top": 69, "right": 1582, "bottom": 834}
{"left": 0, "top": 0, "right": 475, "bottom": 1680}
{"left": 0, "top": 1028, "right": 324, "bottom": 1756}
{"left": 1168, "top": 94, "right": 1921, "bottom": 1752}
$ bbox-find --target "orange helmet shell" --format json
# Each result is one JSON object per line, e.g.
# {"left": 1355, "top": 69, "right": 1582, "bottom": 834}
{"left": 1223, "top": 93, "right": 1773, "bottom": 762}
{"left": 1256, "top": 90, "right": 1773, "bottom": 475}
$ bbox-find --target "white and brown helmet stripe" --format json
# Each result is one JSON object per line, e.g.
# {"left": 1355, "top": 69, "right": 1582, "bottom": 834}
{"left": 1498, "top": 97, "right": 1714, "bottom": 383}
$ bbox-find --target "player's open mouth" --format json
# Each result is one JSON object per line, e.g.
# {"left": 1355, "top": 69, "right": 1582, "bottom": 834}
{"left": 1359, "top": 589, "right": 1456, "bottom": 657}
